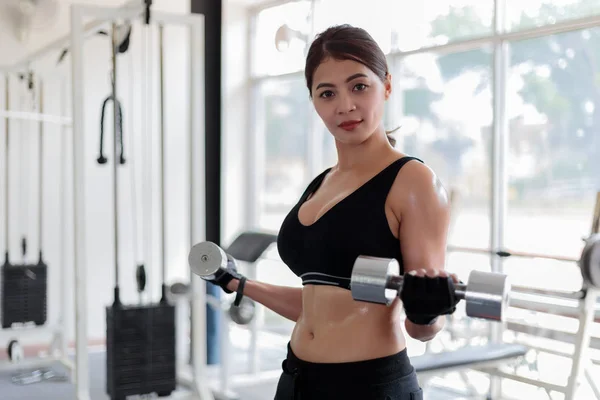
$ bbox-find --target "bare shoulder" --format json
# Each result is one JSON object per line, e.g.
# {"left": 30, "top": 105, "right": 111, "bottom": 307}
{"left": 389, "top": 158, "right": 450, "bottom": 216}
{"left": 388, "top": 158, "right": 451, "bottom": 272}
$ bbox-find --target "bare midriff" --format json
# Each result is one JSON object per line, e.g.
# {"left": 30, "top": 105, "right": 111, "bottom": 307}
{"left": 290, "top": 284, "right": 406, "bottom": 363}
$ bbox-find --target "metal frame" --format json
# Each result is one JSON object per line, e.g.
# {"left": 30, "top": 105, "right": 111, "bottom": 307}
{"left": 0, "top": 70, "right": 73, "bottom": 376}
{"left": 70, "top": 5, "right": 209, "bottom": 400}
{"left": 480, "top": 289, "right": 600, "bottom": 400}
{"left": 0, "top": 3, "right": 210, "bottom": 400}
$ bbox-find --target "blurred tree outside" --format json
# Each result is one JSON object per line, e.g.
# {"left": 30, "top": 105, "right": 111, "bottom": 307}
{"left": 410, "top": 2, "right": 600, "bottom": 204}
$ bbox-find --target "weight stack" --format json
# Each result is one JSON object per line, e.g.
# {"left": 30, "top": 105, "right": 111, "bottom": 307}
{"left": 106, "top": 302, "right": 176, "bottom": 400}
{"left": 1, "top": 258, "right": 48, "bottom": 329}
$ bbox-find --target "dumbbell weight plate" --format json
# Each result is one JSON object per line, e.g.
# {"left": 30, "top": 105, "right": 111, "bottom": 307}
{"left": 464, "top": 270, "right": 511, "bottom": 322}
{"left": 229, "top": 297, "right": 255, "bottom": 325}
{"left": 580, "top": 234, "right": 600, "bottom": 289}
{"left": 188, "top": 241, "right": 228, "bottom": 279}
{"left": 351, "top": 256, "right": 400, "bottom": 306}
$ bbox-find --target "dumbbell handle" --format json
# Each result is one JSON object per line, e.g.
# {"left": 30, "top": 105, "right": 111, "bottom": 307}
{"left": 388, "top": 275, "right": 467, "bottom": 299}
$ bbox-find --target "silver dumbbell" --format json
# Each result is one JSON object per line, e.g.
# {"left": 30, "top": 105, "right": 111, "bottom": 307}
{"left": 188, "top": 241, "right": 256, "bottom": 325}
{"left": 350, "top": 256, "right": 511, "bottom": 322}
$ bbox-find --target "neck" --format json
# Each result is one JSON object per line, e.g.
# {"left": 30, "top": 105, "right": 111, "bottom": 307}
{"left": 334, "top": 124, "right": 394, "bottom": 172}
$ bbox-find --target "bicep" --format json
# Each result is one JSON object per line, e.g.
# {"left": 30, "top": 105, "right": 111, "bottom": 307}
{"left": 397, "top": 166, "right": 451, "bottom": 273}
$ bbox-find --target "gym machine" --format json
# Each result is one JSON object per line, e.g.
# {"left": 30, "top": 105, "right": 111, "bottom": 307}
{"left": 69, "top": 4, "right": 207, "bottom": 400}
{"left": 101, "top": 14, "right": 177, "bottom": 399}
{"left": 0, "top": 2, "right": 235, "bottom": 400}
{"left": 2, "top": 75, "right": 47, "bottom": 330}
{"left": 0, "top": 72, "right": 72, "bottom": 382}
{"left": 443, "top": 193, "right": 600, "bottom": 400}
{"left": 0, "top": 2, "right": 209, "bottom": 399}
{"left": 187, "top": 231, "right": 278, "bottom": 399}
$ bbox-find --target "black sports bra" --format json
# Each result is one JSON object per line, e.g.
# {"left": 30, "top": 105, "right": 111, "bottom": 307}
{"left": 277, "top": 156, "right": 422, "bottom": 290}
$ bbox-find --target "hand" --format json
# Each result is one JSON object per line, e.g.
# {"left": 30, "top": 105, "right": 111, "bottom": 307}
{"left": 203, "top": 255, "right": 243, "bottom": 294}
{"left": 400, "top": 268, "right": 461, "bottom": 326}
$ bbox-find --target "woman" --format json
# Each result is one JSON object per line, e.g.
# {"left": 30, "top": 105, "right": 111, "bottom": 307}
{"left": 208, "top": 25, "right": 460, "bottom": 399}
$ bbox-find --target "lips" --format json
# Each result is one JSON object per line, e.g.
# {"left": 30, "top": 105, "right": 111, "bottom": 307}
{"left": 338, "top": 120, "right": 362, "bottom": 131}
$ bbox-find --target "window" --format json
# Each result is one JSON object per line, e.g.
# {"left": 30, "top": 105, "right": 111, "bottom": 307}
{"left": 506, "top": 0, "right": 600, "bottom": 31}
{"left": 390, "top": 0, "right": 494, "bottom": 52}
{"left": 312, "top": 0, "right": 394, "bottom": 54}
{"left": 252, "top": 1, "right": 312, "bottom": 77}
{"left": 392, "top": 48, "right": 494, "bottom": 248}
{"left": 504, "top": 28, "right": 600, "bottom": 286}
{"left": 256, "top": 76, "right": 311, "bottom": 231}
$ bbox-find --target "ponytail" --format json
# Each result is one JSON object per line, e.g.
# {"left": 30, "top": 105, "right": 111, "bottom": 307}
{"left": 385, "top": 126, "right": 400, "bottom": 147}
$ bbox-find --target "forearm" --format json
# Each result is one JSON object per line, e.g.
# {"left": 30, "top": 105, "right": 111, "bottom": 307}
{"left": 227, "top": 279, "right": 303, "bottom": 322}
{"left": 404, "top": 315, "right": 445, "bottom": 342}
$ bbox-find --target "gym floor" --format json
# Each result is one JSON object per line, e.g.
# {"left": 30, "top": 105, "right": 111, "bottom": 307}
{"left": 0, "top": 326, "right": 488, "bottom": 400}
{"left": 0, "top": 356, "right": 473, "bottom": 400}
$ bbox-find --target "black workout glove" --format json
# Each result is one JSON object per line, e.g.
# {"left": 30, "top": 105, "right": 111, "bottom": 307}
{"left": 400, "top": 274, "right": 460, "bottom": 326}
{"left": 203, "top": 254, "right": 244, "bottom": 294}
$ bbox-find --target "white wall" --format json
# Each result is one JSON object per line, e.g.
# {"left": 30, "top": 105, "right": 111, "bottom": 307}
{"left": 0, "top": 0, "right": 205, "bottom": 344}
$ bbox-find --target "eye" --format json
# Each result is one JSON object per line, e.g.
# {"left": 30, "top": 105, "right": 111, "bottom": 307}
{"left": 353, "top": 83, "right": 368, "bottom": 91}
{"left": 319, "top": 90, "right": 334, "bottom": 99}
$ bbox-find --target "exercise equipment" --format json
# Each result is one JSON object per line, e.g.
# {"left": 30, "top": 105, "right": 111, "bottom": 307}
{"left": 350, "top": 256, "right": 511, "bottom": 322}
{"left": 0, "top": 3, "right": 207, "bottom": 399}
{"left": 188, "top": 241, "right": 256, "bottom": 326}
{"left": 443, "top": 192, "right": 600, "bottom": 400}
{"left": 105, "top": 22, "right": 175, "bottom": 400}
{"left": 0, "top": 73, "right": 72, "bottom": 387}
{"left": 2, "top": 74, "right": 47, "bottom": 329}
{"left": 6, "top": 337, "right": 68, "bottom": 386}
{"left": 448, "top": 238, "right": 600, "bottom": 289}
{"left": 229, "top": 296, "right": 255, "bottom": 325}
{"left": 17, "top": 72, "right": 34, "bottom": 264}
{"left": 580, "top": 233, "right": 600, "bottom": 289}
{"left": 351, "top": 233, "right": 600, "bottom": 322}
{"left": 7, "top": 339, "right": 22, "bottom": 363}
{"left": 187, "top": 231, "right": 277, "bottom": 399}
{"left": 98, "top": 94, "right": 125, "bottom": 165}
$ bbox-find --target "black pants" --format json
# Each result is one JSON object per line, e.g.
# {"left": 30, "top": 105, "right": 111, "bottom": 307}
{"left": 274, "top": 343, "right": 423, "bottom": 400}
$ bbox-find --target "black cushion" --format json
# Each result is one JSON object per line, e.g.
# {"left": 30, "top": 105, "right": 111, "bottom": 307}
{"left": 412, "top": 343, "right": 528, "bottom": 373}
{"left": 226, "top": 231, "right": 278, "bottom": 263}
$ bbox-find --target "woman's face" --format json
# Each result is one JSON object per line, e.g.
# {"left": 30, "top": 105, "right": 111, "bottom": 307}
{"left": 311, "top": 57, "right": 391, "bottom": 145}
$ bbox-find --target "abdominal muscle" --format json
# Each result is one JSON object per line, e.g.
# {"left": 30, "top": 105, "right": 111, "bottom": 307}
{"left": 290, "top": 285, "right": 406, "bottom": 363}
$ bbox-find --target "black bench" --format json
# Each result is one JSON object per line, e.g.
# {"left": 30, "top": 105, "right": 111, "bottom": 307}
{"left": 412, "top": 343, "right": 528, "bottom": 377}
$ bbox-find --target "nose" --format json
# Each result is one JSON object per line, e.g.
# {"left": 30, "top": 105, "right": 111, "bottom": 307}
{"left": 336, "top": 93, "right": 356, "bottom": 114}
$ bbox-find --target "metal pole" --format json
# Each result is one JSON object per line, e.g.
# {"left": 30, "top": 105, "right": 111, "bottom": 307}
{"left": 565, "top": 289, "right": 599, "bottom": 399}
{"left": 4, "top": 75, "right": 9, "bottom": 260}
{"left": 111, "top": 23, "right": 120, "bottom": 298}
{"left": 0, "top": 110, "right": 72, "bottom": 126}
{"left": 245, "top": 14, "right": 258, "bottom": 230}
{"left": 141, "top": 13, "right": 154, "bottom": 304}
{"left": 248, "top": 263, "right": 260, "bottom": 374}
{"left": 489, "top": 0, "right": 508, "bottom": 397}
{"left": 37, "top": 79, "right": 43, "bottom": 261}
{"left": 158, "top": 23, "right": 167, "bottom": 301}
{"left": 59, "top": 73, "right": 69, "bottom": 361}
{"left": 220, "top": 306, "right": 231, "bottom": 396}
{"left": 70, "top": 5, "right": 91, "bottom": 400}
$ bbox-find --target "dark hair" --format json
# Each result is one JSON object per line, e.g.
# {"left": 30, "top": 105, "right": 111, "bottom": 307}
{"left": 304, "top": 24, "right": 397, "bottom": 146}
